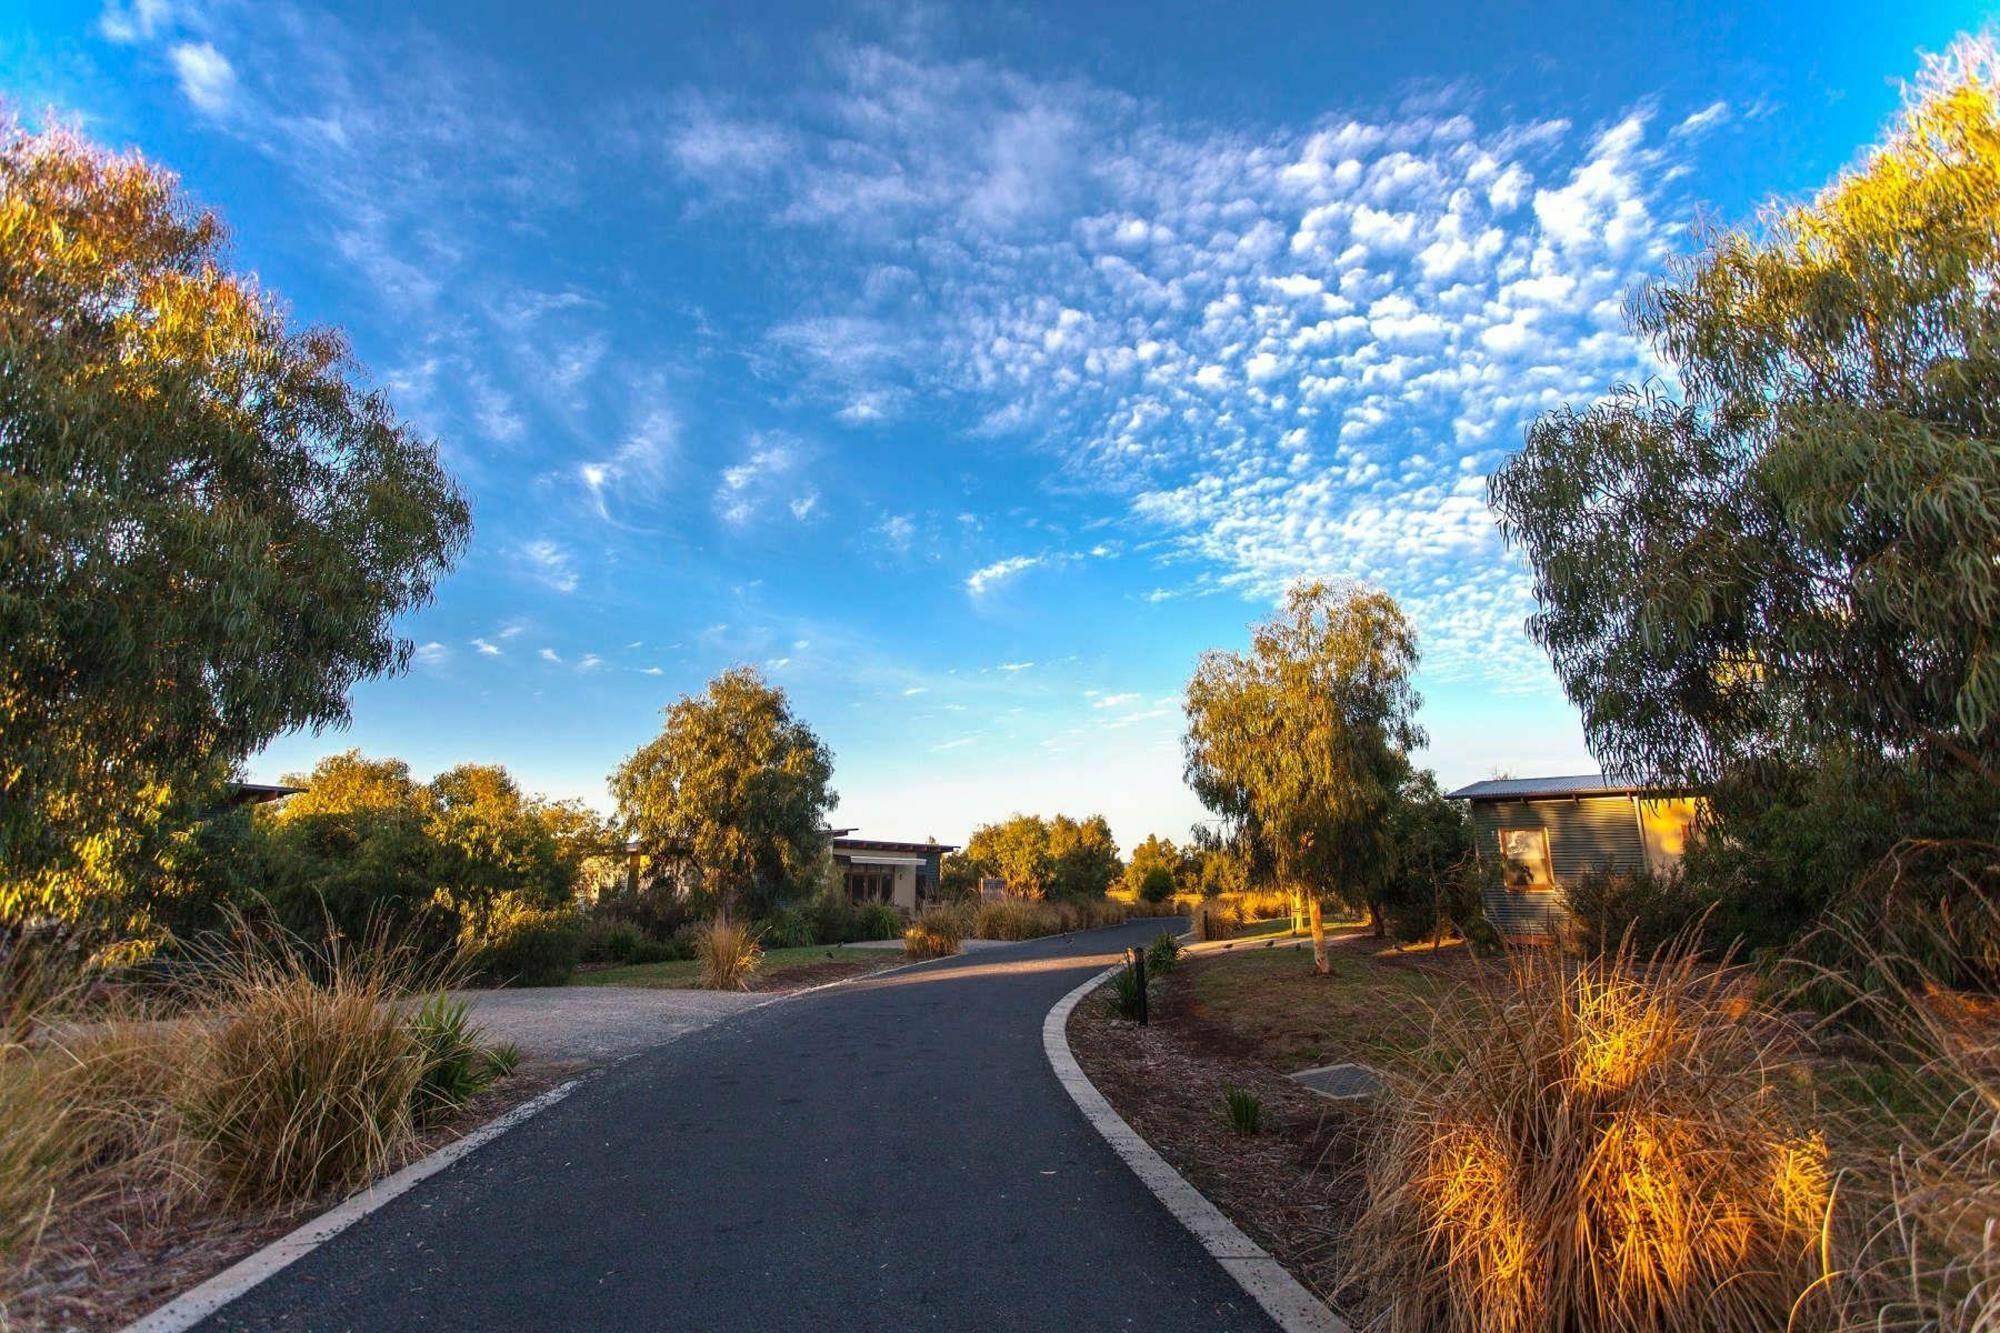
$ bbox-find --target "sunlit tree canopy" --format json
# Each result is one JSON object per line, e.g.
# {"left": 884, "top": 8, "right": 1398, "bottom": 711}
{"left": 0, "top": 118, "right": 471, "bottom": 925}
{"left": 1490, "top": 43, "right": 2000, "bottom": 788}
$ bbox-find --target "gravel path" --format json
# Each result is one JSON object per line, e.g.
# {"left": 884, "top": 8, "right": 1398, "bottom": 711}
{"left": 450, "top": 985, "right": 763, "bottom": 1063}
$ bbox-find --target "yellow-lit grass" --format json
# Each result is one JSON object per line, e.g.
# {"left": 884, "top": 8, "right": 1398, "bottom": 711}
{"left": 187, "top": 940, "right": 423, "bottom": 1208}
{"left": 970, "top": 896, "right": 1168, "bottom": 940}
{"left": 903, "top": 907, "right": 964, "bottom": 960}
{"left": 1349, "top": 939, "right": 1833, "bottom": 1332}
{"left": 1797, "top": 892, "right": 2000, "bottom": 1331}
{"left": 695, "top": 917, "right": 763, "bottom": 991}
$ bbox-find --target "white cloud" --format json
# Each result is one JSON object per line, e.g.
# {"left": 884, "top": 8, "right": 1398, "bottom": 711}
{"left": 576, "top": 654, "right": 604, "bottom": 672}
{"left": 997, "top": 661, "right": 1034, "bottom": 673}
{"left": 1092, "top": 692, "right": 1141, "bottom": 708}
{"left": 582, "top": 407, "right": 676, "bottom": 522}
{"left": 168, "top": 42, "right": 236, "bottom": 115}
{"left": 97, "top": 0, "right": 172, "bottom": 43}
{"left": 903, "top": 686, "right": 928, "bottom": 696}
{"left": 877, "top": 514, "right": 915, "bottom": 555}
{"left": 413, "top": 641, "right": 449, "bottom": 671}
{"left": 519, "top": 539, "right": 579, "bottom": 593}
{"left": 715, "top": 434, "right": 812, "bottom": 526}
{"left": 539, "top": 647, "right": 561, "bottom": 663}
{"left": 471, "top": 638, "right": 502, "bottom": 656}
{"left": 965, "top": 555, "right": 1043, "bottom": 596}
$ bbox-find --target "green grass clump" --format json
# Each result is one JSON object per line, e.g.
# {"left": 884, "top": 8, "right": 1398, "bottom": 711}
{"left": 1145, "top": 930, "right": 1181, "bottom": 974}
{"left": 1222, "top": 1085, "right": 1262, "bottom": 1137}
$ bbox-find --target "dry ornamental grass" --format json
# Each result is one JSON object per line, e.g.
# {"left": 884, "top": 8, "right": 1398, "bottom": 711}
{"left": 1348, "top": 939, "right": 1835, "bottom": 1333}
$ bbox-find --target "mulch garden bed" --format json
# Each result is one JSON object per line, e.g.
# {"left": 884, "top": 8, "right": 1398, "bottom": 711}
{"left": 1066, "top": 933, "right": 1488, "bottom": 1322}
{"left": 1068, "top": 963, "right": 1372, "bottom": 1316}
{"left": 4, "top": 1058, "right": 582, "bottom": 1333}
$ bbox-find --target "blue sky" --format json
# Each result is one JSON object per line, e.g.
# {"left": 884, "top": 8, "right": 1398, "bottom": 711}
{"left": 6, "top": 0, "right": 1988, "bottom": 849}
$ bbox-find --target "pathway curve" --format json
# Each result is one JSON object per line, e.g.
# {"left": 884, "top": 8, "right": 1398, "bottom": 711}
{"left": 194, "top": 919, "right": 1276, "bottom": 1331}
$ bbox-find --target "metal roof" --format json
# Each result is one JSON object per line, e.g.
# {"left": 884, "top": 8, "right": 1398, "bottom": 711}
{"left": 1445, "top": 773, "right": 1656, "bottom": 801}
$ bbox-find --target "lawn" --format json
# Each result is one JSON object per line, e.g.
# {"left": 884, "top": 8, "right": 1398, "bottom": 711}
{"left": 1184, "top": 933, "right": 1475, "bottom": 1072}
{"left": 573, "top": 942, "right": 904, "bottom": 991}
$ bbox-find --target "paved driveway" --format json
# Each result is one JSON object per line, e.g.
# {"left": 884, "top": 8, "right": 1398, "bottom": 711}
{"left": 196, "top": 920, "right": 1276, "bottom": 1332}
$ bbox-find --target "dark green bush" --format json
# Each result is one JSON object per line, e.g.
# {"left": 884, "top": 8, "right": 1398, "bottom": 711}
{"left": 468, "top": 905, "right": 584, "bottom": 987}
{"left": 408, "top": 993, "right": 499, "bottom": 1125}
{"left": 760, "top": 908, "right": 817, "bottom": 949}
{"left": 1145, "top": 929, "right": 1180, "bottom": 974}
{"left": 1105, "top": 963, "right": 1147, "bottom": 1020}
{"left": 854, "top": 902, "right": 903, "bottom": 941}
{"left": 1562, "top": 866, "right": 1714, "bottom": 960}
{"left": 1136, "top": 864, "right": 1176, "bottom": 904}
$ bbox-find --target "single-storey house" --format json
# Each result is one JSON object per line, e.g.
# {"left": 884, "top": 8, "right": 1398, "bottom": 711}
{"left": 832, "top": 834, "right": 955, "bottom": 914}
{"left": 1446, "top": 774, "right": 1701, "bottom": 942}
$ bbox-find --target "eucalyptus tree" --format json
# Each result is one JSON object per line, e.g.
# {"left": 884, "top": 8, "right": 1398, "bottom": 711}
{"left": 0, "top": 120, "right": 470, "bottom": 928}
{"left": 1489, "top": 44, "right": 2000, "bottom": 793}
{"left": 1184, "top": 581, "right": 1425, "bottom": 973}
{"left": 611, "top": 668, "right": 836, "bottom": 920}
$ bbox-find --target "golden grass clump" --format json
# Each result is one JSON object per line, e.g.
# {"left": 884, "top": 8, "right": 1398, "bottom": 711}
{"left": 903, "top": 907, "right": 964, "bottom": 960}
{"left": 187, "top": 941, "right": 423, "bottom": 1207}
{"left": 695, "top": 917, "right": 763, "bottom": 991}
{"left": 1349, "top": 939, "right": 1833, "bottom": 1332}
{"left": 1191, "top": 900, "right": 1244, "bottom": 942}
{"left": 1796, "top": 889, "right": 2000, "bottom": 1331}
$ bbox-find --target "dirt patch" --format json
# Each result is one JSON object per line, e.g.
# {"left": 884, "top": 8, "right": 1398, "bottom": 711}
{"left": 3, "top": 1059, "right": 579, "bottom": 1333}
{"left": 748, "top": 956, "right": 902, "bottom": 992}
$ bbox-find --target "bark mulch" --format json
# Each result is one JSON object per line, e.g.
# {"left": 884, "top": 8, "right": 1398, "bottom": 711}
{"left": 1067, "top": 955, "right": 1378, "bottom": 1322}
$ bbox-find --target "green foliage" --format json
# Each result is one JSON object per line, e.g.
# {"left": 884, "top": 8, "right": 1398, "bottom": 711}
{"left": 611, "top": 668, "right": 836, "bottom": 920}
{"left": 1145, "top": 929, "right": 1181, "bottom": 974}
{"left": 1222, "top": 1086, "right": 1263, "bottom": 1138}
{"left": 1136, "top": 864, "right": 1177, "bottom": 904}
{"left": 1123, "top": 833, "right": 1185, "bottom": 898}
{"left": 853, "top": 901, "right": 903, "bottom": 941}
{"left": 465, "top": 900, "right": 584, "bottom": 988}
{"left": 1184, "top": 581, "right": 1424, "bottom": 912}
{"left": 758, "top": 908, "right": 818, "bottom": 949}
{"left": 1561, "top": 866, "right": 1715, "bottom": 961}
{"left": 1105, "top": 962, "right": 1148, "bottom": 1020}
{"left": 407, "top": 993, "right": 498, "bottom": 1126}
{"left": 1489, "top": 48, "right": 2000, "bottom": 792}
{"left": 1377, "top": 769, "right": 1479, "bottom": 944}
{"left": 0, "top": 121, "right": 469, "bottom": 928}
{"left": 946, "top": 812, "right": 1123, "bottom": 899}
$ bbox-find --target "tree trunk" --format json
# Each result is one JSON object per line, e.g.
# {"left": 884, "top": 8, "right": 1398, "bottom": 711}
{"left": 1369, "top": 897, "right": 1387, "bottom": 939}
{"left": 1308, "top": 896, "right": 1329, "bottom": 974}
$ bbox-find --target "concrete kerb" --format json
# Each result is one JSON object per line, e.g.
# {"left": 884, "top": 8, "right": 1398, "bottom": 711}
{"left": 1042, "top": 962, "right": 1351, "bottom": 1333}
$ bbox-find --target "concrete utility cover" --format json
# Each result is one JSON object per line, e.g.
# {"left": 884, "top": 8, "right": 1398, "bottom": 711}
{"left": 1290, "top": 1062, "right": 1385, "bottom": 1101}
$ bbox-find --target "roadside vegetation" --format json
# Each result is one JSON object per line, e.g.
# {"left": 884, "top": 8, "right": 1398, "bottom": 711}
{"left": 1070, "top": 42, "right": 2000, "bottom": 1333}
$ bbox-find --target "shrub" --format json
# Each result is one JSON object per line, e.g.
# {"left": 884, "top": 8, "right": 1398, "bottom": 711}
{"left": 1105, "top": 963, "right": 1148, "bottom": 1020}
{"left": 626, "top": 938, "right": 677, "bottom": 966}
{"left": 468, "top": 902, "right": 584, "bottom": 987}
{"left": 1222, "top": 1086, "right": 1262, "bottom": 1137}
{"left": 603, "top": 921, "right": 642, "bottom": 963}
{"left": 1562, "top": 864, "right": 1713, "bottom": 960}
{"left": 1136, "top": 864, "right": 1176, "bottom": 904}
{"left": 695, "top": 918, "right": 763, "bottom": 991}
{"left": 903, "top": 907, "right": 963, "bottom": 960}
{"left": 1191, "top": 900, "right": 1243, "bottom": 942}
{"left": 1145, "top": 930, "right": 1181, "bottom": 974}
{"left": 185, "top": 943, "right": 422, "bottom": 1207}
{"left": 853, "top": 901, "right": 904, "bottom": 942}
{"left": 1348, "top": 940, "right": 1832, "bottom": 1332}
{"left": 407, "top": 993, "right": 497, "bottom": 1127}
{"left": 759, "top": 908, "right": 817, "bottom": 949}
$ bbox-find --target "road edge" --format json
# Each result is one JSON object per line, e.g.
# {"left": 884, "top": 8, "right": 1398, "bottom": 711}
{"left": 117, "top": 1074, "right": 589, "bottom": 1333}
{"left": 1042, "top": 964, "right": 1351, "bottom": 1333}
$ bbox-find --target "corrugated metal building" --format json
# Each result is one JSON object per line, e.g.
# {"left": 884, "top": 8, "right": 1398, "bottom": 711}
{"left": 1446, "top": 774, "right": 1700, "bottom": 942}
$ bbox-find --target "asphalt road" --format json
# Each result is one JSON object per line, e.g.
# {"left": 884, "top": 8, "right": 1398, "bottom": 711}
{"left": 195, "top": 919, "right": 1278, "bottom": 1332}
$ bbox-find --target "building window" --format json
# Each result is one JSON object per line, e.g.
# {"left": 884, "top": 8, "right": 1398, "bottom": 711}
{"left": 1498, "top": 827, "right": 1554, "bottom": 892}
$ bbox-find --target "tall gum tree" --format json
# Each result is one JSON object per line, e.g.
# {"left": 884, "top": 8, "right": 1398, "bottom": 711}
{"left": 0, "top": 121, "right": 470, "bottom": 928}
{"left": 611, "top": 668, "right": 836, "bottom": 921}
{"left": 1489, "top": 42, "right": 2000, "bottom": 793}
{"left": 1183, "top": 581, "right": 1425, "bottom": 973}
